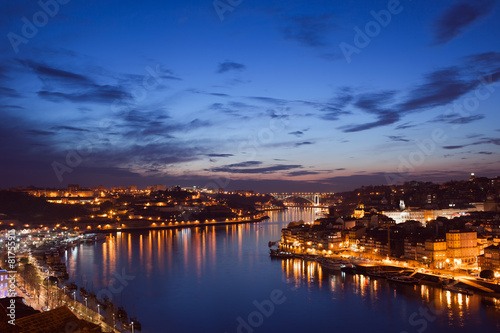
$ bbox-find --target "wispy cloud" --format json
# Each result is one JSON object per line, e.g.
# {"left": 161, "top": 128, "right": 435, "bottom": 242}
{"left": 387, "top": 135, "right": 410, "bottom": 142}
{"left": 0, "top": 86, "right": 21, "bottom": 98}
{"left": 210, "top": 161, "right": 302, "bottom": 174}
{"left": 337, "top": 52, "right": 500, "bottom": 132}
{"left": 206, "top": 153, "right": 234, "bottom": 158}
{"left": 287, "top": 170, "right": 319, "bottom": 177}
{"left": 433, "top": 113, "right": 485, "bottom": 124}
{"left": 51, "top": 125, "right": 90, "bottom": 132}
{"left": 433, "top": 1, "right": 496, "bottom": 45}
{"left": 217, "top": 61, "right": 246, "bottom": 74}
{"left": 443, "top": 137, "right": 500, "bottom": 150}
{"left": 295, "top": 141, "right": 313, "bottom": 147}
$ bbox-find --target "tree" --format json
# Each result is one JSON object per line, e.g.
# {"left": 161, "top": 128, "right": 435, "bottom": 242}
{"left": 480, "top": 269, "right": 495, "bottom": 279}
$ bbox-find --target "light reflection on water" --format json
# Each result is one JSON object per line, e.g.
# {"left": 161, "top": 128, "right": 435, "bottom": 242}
{"left": 280, "top": 256, "right": 500, "bottom": 331}
{"left": 63, "top": 208, "right": 500, "bottom": 333}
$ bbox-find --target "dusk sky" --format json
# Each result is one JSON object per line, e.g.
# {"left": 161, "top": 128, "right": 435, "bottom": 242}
{"left": 1, "top": 0, "right": 499, "bottom": 192}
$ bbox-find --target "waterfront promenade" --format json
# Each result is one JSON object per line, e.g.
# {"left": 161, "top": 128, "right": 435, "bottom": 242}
{"left": 14, "top": 268, "right": 119, "bottom": 332}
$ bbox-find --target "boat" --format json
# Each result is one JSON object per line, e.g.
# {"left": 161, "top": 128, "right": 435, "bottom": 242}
{"left": 367, "top": 270, "right": 390, "bottom": 279}
{"left": 387, "top": 276, "right": 419, "bottom": 285}
{"left": 94, "top": 233, "right": 107, "bottom": 241}
{"left": 269, "top": 249, "right": 292, "bottom": 258}
{"left": 340, "top": 263, "right": 357, "bottom": 274}
{"left": 443, "top": 285, "right": 474, "bottom": 296}
{"left": 317, "top": 257, "right": 349, "bottom": 271}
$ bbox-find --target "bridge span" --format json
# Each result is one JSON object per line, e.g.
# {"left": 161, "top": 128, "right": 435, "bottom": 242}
{"left": 270, "top": 192, "right": 332, "bottom": 205}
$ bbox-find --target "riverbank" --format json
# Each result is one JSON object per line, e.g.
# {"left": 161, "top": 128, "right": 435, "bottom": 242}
{"left": 89, "top": 215, "right": 269, "bottom": 233}
{"left": 269, "top": 251, "right": 500, "bottom": 299}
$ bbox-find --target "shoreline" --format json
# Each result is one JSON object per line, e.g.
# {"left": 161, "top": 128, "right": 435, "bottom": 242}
{"left": 269, "top": 251, "right": 500, "bottom": 299}
{"left": 88, "top": 216, "right": 269, "bottom": 233}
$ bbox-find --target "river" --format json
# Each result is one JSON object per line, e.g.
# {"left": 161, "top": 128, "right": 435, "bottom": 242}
{"left": 63, "top": 208, "right": 500, "bottom": 333}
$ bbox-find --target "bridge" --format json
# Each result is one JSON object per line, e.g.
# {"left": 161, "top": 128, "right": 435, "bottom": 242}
{"left": 270, "top": 192, "right": 325, "bottom": 205}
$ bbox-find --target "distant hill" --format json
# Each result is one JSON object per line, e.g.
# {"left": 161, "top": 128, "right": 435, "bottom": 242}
{"left": 0, "top": 191, "right": 87, "bottom": 223}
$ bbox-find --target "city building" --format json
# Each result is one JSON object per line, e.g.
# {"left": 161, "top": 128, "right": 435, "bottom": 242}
{"left": 424, "top": 239, "right": 447, "bottom": 269}
{"left": 446, "top": 230, "right": 478, "bottom": 266}
{"left": 478, "top": 245, "right": 500, "bottom": 271}
{"left": 0, "top": 269, "right": 9, "bottom": 298}
{"left": 382, "top": 208, "right": 426, "bottom": 224}
{"left": 147, "top": 184, "right": 167, "bottom": 192}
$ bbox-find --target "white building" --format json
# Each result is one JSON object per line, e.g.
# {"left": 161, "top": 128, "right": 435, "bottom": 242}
{"left": 382, "top": 208, "right": 426, "bottom": 224}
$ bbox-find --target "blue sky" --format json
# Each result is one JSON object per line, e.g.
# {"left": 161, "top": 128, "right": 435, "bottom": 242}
{"left": 1, "top": 0, "right": 499, "bottom": 192}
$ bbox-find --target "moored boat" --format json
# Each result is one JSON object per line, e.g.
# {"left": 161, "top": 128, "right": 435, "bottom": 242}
{"left": 340, "top": 263, "right": 357, "bottom": 274}
{"left": 387, "top": 275, "right": 419, "bottom": 285}
{"left": 269, "top": 249, "right": 293, "bottom": 258}
{"left": 443, "top": 285, "right": 474, "bottom": 296}
{"left": 317, "top": 257, "right": 349, "bottom": 271}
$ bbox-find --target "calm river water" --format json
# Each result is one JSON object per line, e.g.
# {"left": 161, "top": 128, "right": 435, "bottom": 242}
{"left": 63, "top": 208, "right": 500, "bottom": 333}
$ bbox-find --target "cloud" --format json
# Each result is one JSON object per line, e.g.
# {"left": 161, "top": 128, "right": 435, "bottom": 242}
{"left": 26, "top": 129, "right": 56, "bottom": 136}
{"left": 206, "top": 153, "right": 234, "bottom": 158}
{"left": 354, "top": 91, "right": 397, "bottom": 113}
{"left": 433, "top": 1, "right": 496, "bottom": 45}
{"left": 282, "top": 14, "right": 336, "bottom": 48}
{"left": 116, "top": 109, "right": 210, "bottom": 140}
{"left": 225, "top": 161, "right": 262, "bottom": 168}
{"left": 0, "top": 86, "right": 21, "bottom": 98}
{"left": 51, "top": 125, "right": 90, "bottom": 132}
{"left": 475, "top": 137, "right": 500, "bottom": 145}
{"left": 38, "top": 87, "right": 131, "bottom": 104}
{"left": 19, "top": 59, "right": 92, "bottom": 86}
{"left": 0, "top": 104, "right": 24, "bottom": 110}
{"left": 319, "top": 105, "right": 351, "bottom": 121}
{"left": 397, "top": 68, "right": 477, "bottom": 112}
{"left": 320, "top": 173, "right": 390, "bottom": 189}
{"left": 248, "top": 96, "right": 286, "bottom": 105}
{"left": 442, "top": 145, "right": 466, "bottom": 150}
{"left": 477, "top": 151, "right": 493, "bottom": 155}
{"left": 442, "top": 137, "right": 500, "bottom": 150}
{"left": 434, "top": 113, "right": 485, "bottom": 124}
{"left": 341, "top": 112, "right": 400, "bottom": 133}
{"left": 217, "top": 61, "right": 246, "bottom": 74}
{"left": 338, "top": 52, "right": 500, "bottom": 132}
{"left": 295, "top": 141, "right": 313, "bottom": 147}
{"left": 210, "top": 162, "right": 302, "bottom": 174}
{"left": 395, "top": 122, "right": 416, "bottom": 130}
{"left": 288, "top": 131, "right": 303, "bottom": 137}
{"left": 339, "top": 91, "right": 400, "bottom": 132}
{"left": 287, "top": 171, "right": 319, "bottom": 177}
{"left": 19, "top": 60, "right": 133, "bottom": 104}
{"left": 387, "top": 135, "right": 410, "bottom": 142}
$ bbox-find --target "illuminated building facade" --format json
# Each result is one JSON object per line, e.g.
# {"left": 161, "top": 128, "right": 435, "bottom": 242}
{"left": 446, "top": 230, "right": 478, "bottom": 265}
